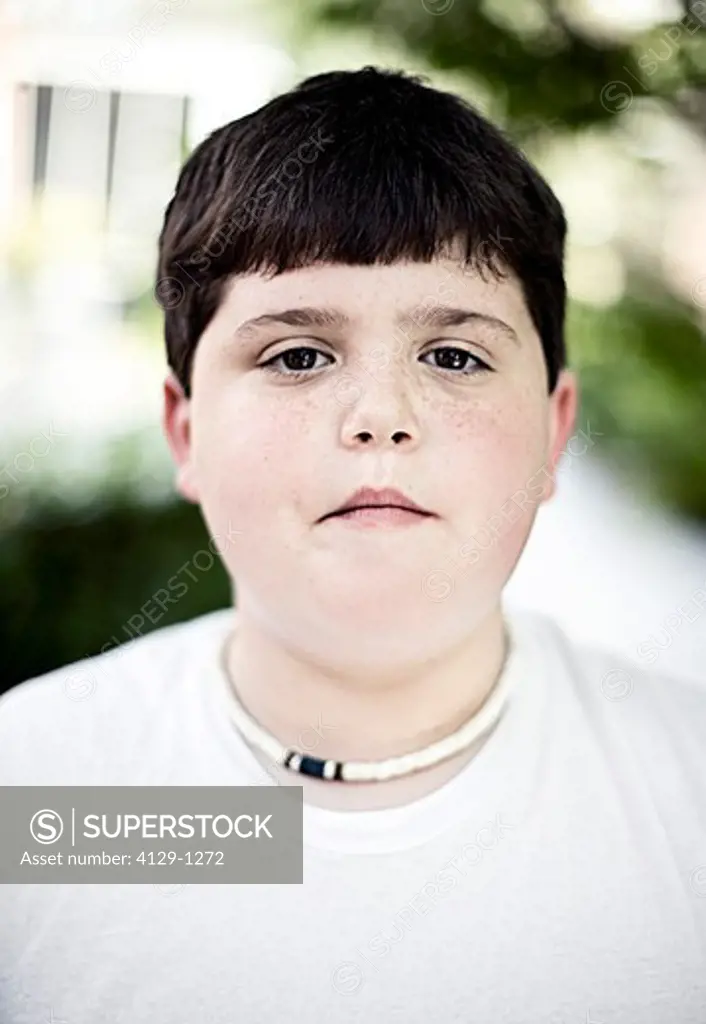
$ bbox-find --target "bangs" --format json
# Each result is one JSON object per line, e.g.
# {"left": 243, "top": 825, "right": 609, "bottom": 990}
{"left": 157, "top": 67, "right": 566, "bottom": 395}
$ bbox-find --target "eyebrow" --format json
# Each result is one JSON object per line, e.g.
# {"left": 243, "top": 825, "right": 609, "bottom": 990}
{"left": 398, "top": 304, "right": 519, "bottom": 344}
{"left": 232, "top": 304, "right": 519, "bottom": 344}
{"left": 233, "top": 307, "right": 350, "bottom": 339}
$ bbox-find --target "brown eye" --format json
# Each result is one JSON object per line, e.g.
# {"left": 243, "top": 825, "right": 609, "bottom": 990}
{"left": 260, "top": 346, "right": 333, "bottom": 378}
{"left": 421, "top": 346, "right": 492, "bottom": 375}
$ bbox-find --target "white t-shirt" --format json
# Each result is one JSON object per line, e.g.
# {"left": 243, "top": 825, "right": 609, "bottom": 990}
{"left": 1, "top": 605, "right": 705, "bottom": 1023}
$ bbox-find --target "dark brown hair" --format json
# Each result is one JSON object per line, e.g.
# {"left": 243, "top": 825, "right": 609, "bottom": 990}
{"left": 156, "top": 66, "right": 567, "bottom": 397}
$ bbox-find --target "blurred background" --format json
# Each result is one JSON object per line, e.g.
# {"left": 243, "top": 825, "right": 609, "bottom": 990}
{"left": 1, "top": 0, "right": 705, "bottom": 693}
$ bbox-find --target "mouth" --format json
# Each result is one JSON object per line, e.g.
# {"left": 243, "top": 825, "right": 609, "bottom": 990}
{"left": 318, "top": 486, "right": 437, "bottom": 525}
{"left": 324, "top": 505, "right": 434, "bottom": 526}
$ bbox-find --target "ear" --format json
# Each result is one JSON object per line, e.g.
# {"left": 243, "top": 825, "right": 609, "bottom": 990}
{"left": 540, "top": 368, "right": 580, "bottom": 503}
{"left": 162, "top": 370, "right": 200, "bottom": 504}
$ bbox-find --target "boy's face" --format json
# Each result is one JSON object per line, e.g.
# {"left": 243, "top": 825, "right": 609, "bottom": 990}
{"left": 164, "top": 254, "right": 577, "bottom": 665}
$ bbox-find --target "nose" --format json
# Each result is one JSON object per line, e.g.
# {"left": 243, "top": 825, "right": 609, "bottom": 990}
{"left": 337, "top": 367, "right": 421, "bottom": 450}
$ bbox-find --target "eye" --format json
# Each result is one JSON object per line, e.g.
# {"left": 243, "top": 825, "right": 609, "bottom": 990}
{"left": 421, "top": 345, "right": 493, "bottom": 376}
{"left": 259, "top": 346, "right": 334, "bottom": 378}
{"left": 258, "top": 343, "right": 493, "bottom": 380}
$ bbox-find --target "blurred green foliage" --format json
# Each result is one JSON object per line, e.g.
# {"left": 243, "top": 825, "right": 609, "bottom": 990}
{"left": 300, "top": 0, "right": 706, "bottom": 129}
{"left": 0, "top": 494, "right": 231, "bottom": 692}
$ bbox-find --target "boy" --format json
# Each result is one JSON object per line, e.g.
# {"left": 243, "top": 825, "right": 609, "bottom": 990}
{"left": 1, "top": 66, "right": 705, "bottom": 1023}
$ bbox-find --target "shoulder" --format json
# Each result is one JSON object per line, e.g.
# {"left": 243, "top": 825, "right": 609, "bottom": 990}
{"left": 538, "top": 609, "right": 705, "bottom": 721}
{"left": 511, "top": 604, "right": 705, "bottom": 698}
{"left": 512, "top": 605, "right": 706, "bottom": 799}
{"left": 0, "top": 608, "right": 233, "bottom": 783}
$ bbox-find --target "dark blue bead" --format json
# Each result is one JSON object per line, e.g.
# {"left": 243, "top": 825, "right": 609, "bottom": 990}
{"left": 297, "top": 755, "right": 327, "bottom": 778}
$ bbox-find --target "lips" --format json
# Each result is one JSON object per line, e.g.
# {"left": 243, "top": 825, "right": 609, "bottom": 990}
{"left": 320, "top": 486, "right": 435, "bottom": 521}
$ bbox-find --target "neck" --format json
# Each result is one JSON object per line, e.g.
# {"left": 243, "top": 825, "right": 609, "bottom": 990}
{"left": 223, "top": 603, "right": 510, "bottom": 768}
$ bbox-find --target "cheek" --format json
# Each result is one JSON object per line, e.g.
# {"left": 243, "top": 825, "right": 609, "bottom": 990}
{"left": 440, "top": 391, "right": 548, "bottom": 501}
{"left": 190, "top": 390, "right": 314, "bottom": 538}
{"left": 434, "top": 400, "right": 547, "bottom": 601}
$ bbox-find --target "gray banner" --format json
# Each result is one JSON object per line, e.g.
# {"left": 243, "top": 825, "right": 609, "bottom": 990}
{"left": 0, "top": 786, "right": 302, "bottom": 883}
